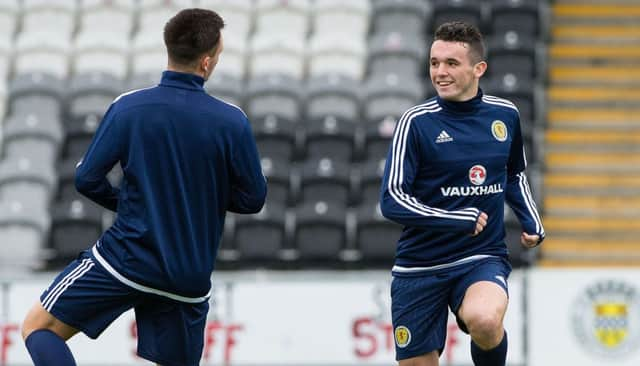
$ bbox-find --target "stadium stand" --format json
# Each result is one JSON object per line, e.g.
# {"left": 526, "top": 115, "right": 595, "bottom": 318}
{"left": 0, "top": 0, "right": 551, "bottom": 271}
{"left": 541, "top": 1, "right": 640, "bottom": 266}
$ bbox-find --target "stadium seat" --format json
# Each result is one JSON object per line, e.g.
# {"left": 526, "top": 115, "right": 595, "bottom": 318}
{"left": 249, "top": 32, "right": 306, "bottom": 80}
{"left": 200, "top": 0, "right": 254, "bottom": 39}
{"left": 368, "top": 32, "right": 427, "bottom": 78}
{"left": 483, "top": 73, "right": 536, "bottom": 124}
{"left": 305, "top": 74, "right": 361, "bottom": 124}
{"left": 489, "top": 0, "right": 541, "bottom": 38}
{"left": 211, "top": 32, "right": 248, "bottom": 79}
{"left": 487, "top": 32, "right": 538, "bottom": 80}
{"left": 73, "top": 32, "right": 130, "bottom": 81}
{"left": 261, "top": 157, "right": 291, "bottom": 207}
{"left": 355, "top": 202, "right": 402, "bottom": 266}
{"left": 245, "top": 74, "right": 302, "bottom": 124}
{"left": 254, "top": 0, "right": 311, "bottom": 36}
{"left": 303, "top": 116, "right": 357, "bottom": 162}
{"left": 205, "top": 73, "right": 245, "bottom": 108}
{"left": 293, "top": 200, "right": 347, "bottom": 264}
{"left": 79, "top": 0, "right": 136, "bottom": 36}
{"left": 307, "top": 33, "right": 367, "bottom": 81}
{"left": 130, "top": 32, "right": 167, "bottom": 78}
{"left": 21, "top": 0, "right": 77, "bottom": 37}
{"left": 252, "top": 115, "right": 298, "bottom": 163}
{"left": 431, "top": 0, "right": 484, "bottom": 33}
{"left": 138, "top": 0, "right": 195, "bottom": 35}
{"left": 234, "top": 203, "right": 287, "bottom": 264}
{"left": 2, "top": 113, "right": 63, "bottom": 164}
{"left": 0, "top": 1, "right": 19, "bottom": 43}
{"left": 9, "top": 73, "right": 65, "bottom": 118}
{"left": 48, "top": 198, "right": 103, "bottom": 268}
{"left": 298, "top": 158, "right": 352, "bottom": 205}
{"left": 13, "top": 32, "right": 71, "bottom": 80}
{"left": 371, "top": 0, "right": 429, "bottom": 35}
{"left": 61, "top": 114, "right": 101, "bottom": 160}
{"left": 312, "top": 0, "right": 371, "bottom": 37}
{"left": 67, "top": 72, "right": 123, "bottom": 120}
{"left": 55, "top": 158, "right": 83, "bottom": 202}
{"left": 363, "top": 116, "right": 396, "bottom": 162}
{"left": 0, "top": 157, "right": 56, "bottom": 213}
{"left": 363, "top": 73, "right": 424, "bottom": 124}
{"left": 0, "top": 200, "right": 49, "bottom": 271}
{"left": 358, "top": 158, "right": 387, "bottom": 204}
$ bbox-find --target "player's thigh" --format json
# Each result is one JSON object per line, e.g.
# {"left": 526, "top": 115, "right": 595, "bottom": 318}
{"left": 450, "top": 257, "right": 511, "bottom": 332}
{"left": 391, "top": 274, "right": 450, "bottom": 361}
{"left": 398, "top": 350, "right": 439, "bottom": 366}
{"left": 31, "top": 252, "right": 138, "bottom": 340}
{"left": 135, "top": 296, "right": 209, "bottom": 366}
{"left": 22, "top": 302, "right": 79, "bottom": 341}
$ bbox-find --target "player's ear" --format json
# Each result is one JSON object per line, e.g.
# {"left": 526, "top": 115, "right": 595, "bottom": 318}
{"left": 474, "top": 60, "right": 487, "bottom": 78}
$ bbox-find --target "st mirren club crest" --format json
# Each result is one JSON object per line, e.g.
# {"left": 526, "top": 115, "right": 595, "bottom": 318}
{"left": 468, "top": 165, "right": 486, "bottom": 186}
{"left": 571, "top": 280, "right": 640, "bottom": 358}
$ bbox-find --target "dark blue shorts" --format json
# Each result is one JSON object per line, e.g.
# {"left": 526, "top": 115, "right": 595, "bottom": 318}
{"left": 391, "top": 256, "right": 512, "bottom": 361}
{"left": 40, "top": 251, "right": 209, "bottom": 366}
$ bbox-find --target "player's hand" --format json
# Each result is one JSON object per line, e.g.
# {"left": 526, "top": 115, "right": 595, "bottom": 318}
{"left": 521, "top": 232, "right": 540, "bottom": 248}
{"left": 471, "top": 212, "right": 488, "bottom": 236}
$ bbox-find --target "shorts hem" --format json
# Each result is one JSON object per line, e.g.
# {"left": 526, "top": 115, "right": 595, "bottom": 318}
{"left": 43, "top": 303, "right": 100, "bottom": 340}
{"left": 396, "top": 346, "right": 442, "bottom": 361}
{"left": 137, "top": 350, "right": 198, "bottom": 366}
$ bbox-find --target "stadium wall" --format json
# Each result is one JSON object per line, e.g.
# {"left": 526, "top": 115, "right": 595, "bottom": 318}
{"left": 0, "top": 269, "right": 638, "bottom": 365}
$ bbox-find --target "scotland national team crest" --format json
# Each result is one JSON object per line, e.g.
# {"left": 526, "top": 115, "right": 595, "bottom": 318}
{"left": 394, "top": 325, "right": 412, "bottom": 348}
{"left": 491, "top": 120, "right": 508, "bottom": 142}
{"left": 468, "top": 165, "right": 486, "bottom": 186}
{"left": 571, "top": 280, "right": 640, "bottom": 358}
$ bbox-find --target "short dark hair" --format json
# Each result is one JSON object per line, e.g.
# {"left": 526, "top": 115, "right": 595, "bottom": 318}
{"left": 164, "top": 8, "right": 225, "bottom": 67}
{"left": 434, "top": 21, "right": 485, "bottom": 63}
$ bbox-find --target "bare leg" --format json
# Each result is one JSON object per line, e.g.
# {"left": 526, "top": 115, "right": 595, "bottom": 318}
{"left": 398, "top": 350, "right": 439, "bottom": 366}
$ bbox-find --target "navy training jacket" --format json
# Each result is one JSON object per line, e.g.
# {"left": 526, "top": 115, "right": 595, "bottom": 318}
{"left": 76, "top": 71, "right": 266, "bottom": 300}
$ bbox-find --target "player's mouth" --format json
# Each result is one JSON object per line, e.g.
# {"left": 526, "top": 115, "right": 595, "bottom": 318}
{"left": 436, "top": 81, "right": 454, "bottom": 87}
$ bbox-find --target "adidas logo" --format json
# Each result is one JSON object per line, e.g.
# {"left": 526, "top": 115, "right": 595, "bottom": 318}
{"left": 435, "top": 130, "right": 453, "bottom": 143}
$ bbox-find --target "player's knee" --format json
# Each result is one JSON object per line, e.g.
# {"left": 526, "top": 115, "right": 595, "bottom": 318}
{"left": 21, "top": 303, "right": 52, "bottom": 340}
{"left": 464, "top": 311, "right": 503, "bottom": 340}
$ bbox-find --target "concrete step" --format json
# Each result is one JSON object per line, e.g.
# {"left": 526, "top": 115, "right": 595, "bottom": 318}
{"left": 546, "top": 152, "right": 640, "bottom": 173}
{"left": 549, "top": 66, "right": 640, "bottom": 86}
{"left": 553, "top": 4, "right": 640, "bottom": 18}
{"left": 538, "top": 259, "right": 640, "bottom": 267}
{"left": 552, "top": 25, "right": 640, "bottom": 44}
{"left": 547, "top": 108, "right": 640, "bottom": 129}
{"left": 549, "top": 44, "right": 640, "bottom": 65}
{"left": 545, "top": 173, "right": 640, "bottom": 190}
{"left": 545, "top": 216, "right": 640, "bottom": 233}
{"left": 545, "top": 130, "right": 640, "bottom": 152}
{"left": 548, "top": 87, "right": 640, "bottom": 107}
{"left": 544, "top": 195, "right": 640, "bottom": 216}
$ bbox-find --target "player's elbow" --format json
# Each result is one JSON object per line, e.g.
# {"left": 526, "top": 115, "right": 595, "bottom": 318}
{"left": 74, "top": 173, "right": 93, "bottom": 196}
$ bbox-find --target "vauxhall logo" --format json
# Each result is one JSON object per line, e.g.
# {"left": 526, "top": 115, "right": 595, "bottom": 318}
{"left": 440, "top": 164, "right": 504, "bottom": 197}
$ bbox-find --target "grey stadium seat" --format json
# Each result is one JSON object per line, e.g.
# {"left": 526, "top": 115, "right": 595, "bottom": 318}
{"left": 3, "top": 113, "right": 63, "bottom": 164}
{"left": 305, "top": 74, "right": 361, "bottom": 124}
{"left": 205, "top": 73, "right": 245, "bottom": 108}
{"left": 0, "top": 199, "right": 49, "bottom": 272}
{"left": 245, "top": 74, "right": 303, "bottom": 125}
{"left": 363, "top": 73, "right": 424, "bottom": 124}
{"left": 355, "top": 202, "right": 402, "bottom": 267}
{"left": 9, "top": 72, "right": 65, "bottom": 118}
{"left": 233, "top": 203, "right": 287, "bottom": 265}
{"left": 431, "top": 0, "right": 484, "bottom": 33}
{"left": 67, "top": 72, "right": 124, "bottom": 120}
{"left": 293, "top": 200, "right": 347, "bottom": 265}
{"left": 371, "top": 0, "right": 430, "bottom": 35}
{"left": 489, "top": 0, "right": 541, "bottom": 38}
{"left": 368, "top": 32, "right": 428, "bottom": 78}
{"left": 298, "top": 158, "right": 352, "bottom": 206}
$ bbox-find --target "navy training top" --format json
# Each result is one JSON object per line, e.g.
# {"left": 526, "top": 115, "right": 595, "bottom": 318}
{"left": 76, "top": 71, "right": 266, "bottom": 300}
